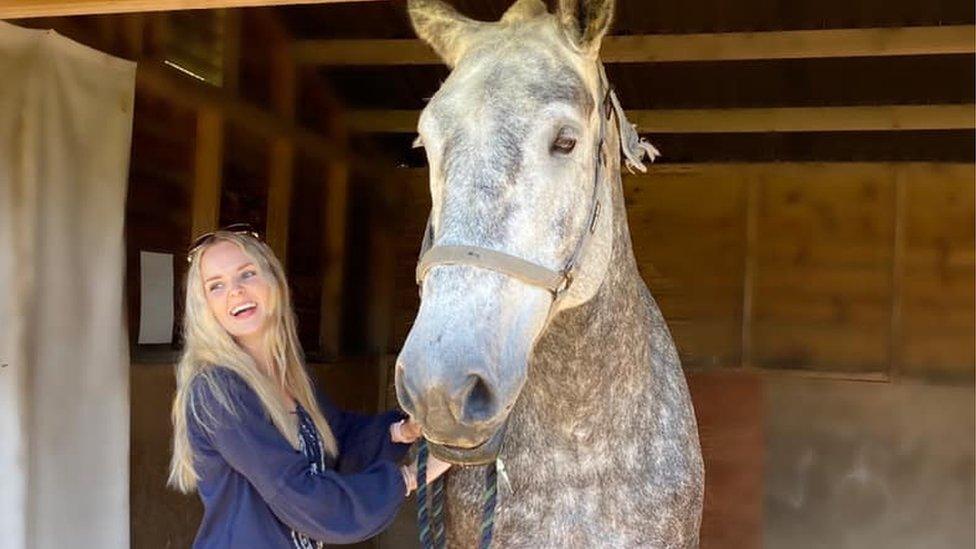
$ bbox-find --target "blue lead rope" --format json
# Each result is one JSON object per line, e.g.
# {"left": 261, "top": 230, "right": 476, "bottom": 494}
{"left": 417, "top": 439, "right": 498, "bottom": 549}
{"left": 479, "top": 462, "right": 498, "bottom": 548}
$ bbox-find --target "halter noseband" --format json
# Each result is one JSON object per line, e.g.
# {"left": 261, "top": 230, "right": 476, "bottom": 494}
{"left": 415, "top": 76, "right": 616, "bottom": 303}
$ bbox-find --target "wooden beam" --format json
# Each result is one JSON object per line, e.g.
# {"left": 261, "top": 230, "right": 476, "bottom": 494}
{"left": 292, "top": 25, "right": 976, "bottom": 66}
{"left": 0, "top": 0, "right": 380, "bottom": 18}
{"left": 347, "top": 104, "right": 976, "bottom": 133}
{"left": 191, "top": 107, "right": 224, "bottom": 239}
{"left": 136, "top": 61, "right": 341, "bottom": 162}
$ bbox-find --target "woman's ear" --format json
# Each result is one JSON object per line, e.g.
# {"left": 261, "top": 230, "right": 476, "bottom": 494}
{"left": 408, "top": 0, "right": 483, "bottom": 68}
{"left": 557, "top": 0, "right": 615, "bottom": 55}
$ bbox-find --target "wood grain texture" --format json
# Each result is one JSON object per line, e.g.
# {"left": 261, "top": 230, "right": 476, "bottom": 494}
{"left": 0, "top": 0, "right": 380, "bottom": 18}
{"left": 293, "top": 25, "right": 976, "bottom": 66}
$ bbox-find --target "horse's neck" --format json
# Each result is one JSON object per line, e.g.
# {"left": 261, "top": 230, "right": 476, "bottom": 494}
{"left": 519, "top": 166, "right": 655, "bottom": 449}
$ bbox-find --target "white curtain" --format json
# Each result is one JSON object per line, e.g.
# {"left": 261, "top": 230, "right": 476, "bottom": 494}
{"left": 0, "top": 22, "right": 134, "bottom": 549}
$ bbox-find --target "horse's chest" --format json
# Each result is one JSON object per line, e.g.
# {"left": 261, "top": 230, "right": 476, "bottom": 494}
{"left": 444, "top": 469, "right": 634, "bottom": 547}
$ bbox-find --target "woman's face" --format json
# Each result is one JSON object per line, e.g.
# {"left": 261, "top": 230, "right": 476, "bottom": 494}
{"left": 199, "top": 240, "right": 273, "bottom": 347}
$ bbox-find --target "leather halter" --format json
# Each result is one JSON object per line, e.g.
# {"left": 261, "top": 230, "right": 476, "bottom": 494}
{"left": 415, "top": 75, "right": 616, "bottom": 303}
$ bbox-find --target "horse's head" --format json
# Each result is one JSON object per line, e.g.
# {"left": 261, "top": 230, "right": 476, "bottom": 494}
{"left": 396, "top": 0, "right": 626, "bottom": 465}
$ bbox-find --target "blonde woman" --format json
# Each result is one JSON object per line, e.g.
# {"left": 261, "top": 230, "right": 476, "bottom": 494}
{"left": 169, "top": 225, "right": 450, "bottom": 548}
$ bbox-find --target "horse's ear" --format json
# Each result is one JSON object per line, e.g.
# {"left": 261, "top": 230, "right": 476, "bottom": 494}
{"left": 501, "top": 0, "right": 548, "bottom": 23}
{"left": 557, "top": 0, "right": 615, "bottom": 54}
{"left": 408, "top": 0, "right": 482, "bottom": 68}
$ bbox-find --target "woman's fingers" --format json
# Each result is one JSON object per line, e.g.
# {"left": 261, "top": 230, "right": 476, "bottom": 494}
{"left": 401, "top": 419, "right": 424, "bottom": 442}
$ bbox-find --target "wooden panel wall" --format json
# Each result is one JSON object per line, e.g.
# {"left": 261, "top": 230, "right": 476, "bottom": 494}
{"left": 625, "top": 167, "right": 747, "bottom": 368}
{"left": 900, "top": 164, "right": 975, "bottom": 380}
{"left": 752, "top": 164, "right": 895, "bottom": 373}
{"left": 383, "top": 163, "right": 974, "bottom": 382}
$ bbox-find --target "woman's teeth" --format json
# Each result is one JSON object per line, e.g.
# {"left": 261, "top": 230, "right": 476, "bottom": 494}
{"left": 230, "top": 302, "right": 257, "bottom": 317}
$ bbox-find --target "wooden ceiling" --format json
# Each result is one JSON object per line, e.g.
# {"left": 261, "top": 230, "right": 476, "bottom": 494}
{"left": 271, "top": 0, "right": 976, "bottom": 164}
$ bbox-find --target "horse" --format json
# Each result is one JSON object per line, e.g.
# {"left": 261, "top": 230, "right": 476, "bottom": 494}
{"left": 394, "top": 0, "right": 704, "bottom": 546}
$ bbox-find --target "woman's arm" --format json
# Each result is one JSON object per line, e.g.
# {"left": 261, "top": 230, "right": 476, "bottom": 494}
{"left": 190, "top": 372, "right": 406, "bottom": 545}
{"left": 316, "top": 390, "right": 412, "bottom": 472}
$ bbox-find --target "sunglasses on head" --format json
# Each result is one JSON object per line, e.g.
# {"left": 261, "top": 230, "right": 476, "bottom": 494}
{"left": 187, "top": 223, "right": 261, "bottom": 264}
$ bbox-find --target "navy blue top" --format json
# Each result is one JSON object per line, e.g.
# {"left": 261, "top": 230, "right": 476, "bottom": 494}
{"left": 187, "top": 367, "right": 410, "bottom": 548}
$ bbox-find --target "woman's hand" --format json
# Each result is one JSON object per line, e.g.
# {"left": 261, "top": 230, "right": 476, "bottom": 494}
{"left": 390, "top": 418, "right": 424, "bottom": 444}
{"left": 400, "top": 454, "right": 452, "bottom": 496}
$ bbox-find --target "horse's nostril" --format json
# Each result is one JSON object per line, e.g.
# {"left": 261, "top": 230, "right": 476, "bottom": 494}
{"left": 460, "top": 375, "right": 495, "bottom": 425}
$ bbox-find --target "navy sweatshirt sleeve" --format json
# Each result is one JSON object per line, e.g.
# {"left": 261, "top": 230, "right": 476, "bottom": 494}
{"left": 189, "top": 371, "right": 407, "bottom": 545}
{"left": 316, "top": 391, "right": 411, "bottom": 473}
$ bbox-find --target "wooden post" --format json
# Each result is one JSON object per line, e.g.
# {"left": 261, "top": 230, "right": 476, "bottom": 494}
{"left": 191, "top": 107, "right": 224, "bottom": 239}
{"left": 319, "top": 158, "right": 349, "bottom": 359}
{"left": 265, "top": 44, "right": 296, "bottom": 268}
{"left": 220, "top": 9, "right": 241, "bottom": 92}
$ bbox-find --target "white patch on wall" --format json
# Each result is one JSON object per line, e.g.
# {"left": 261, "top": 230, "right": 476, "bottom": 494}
{"left": 138, "top": 251, "right": 174, "bottom": 344}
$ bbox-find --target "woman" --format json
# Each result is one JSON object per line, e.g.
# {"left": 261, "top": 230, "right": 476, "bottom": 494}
{"left": 168, "top": 226, "right": 450, "bottom": 548}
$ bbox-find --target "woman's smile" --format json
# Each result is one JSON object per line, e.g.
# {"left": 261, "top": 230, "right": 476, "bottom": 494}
{"left": 229, "top": 301, "right": 258, "bottom": 319}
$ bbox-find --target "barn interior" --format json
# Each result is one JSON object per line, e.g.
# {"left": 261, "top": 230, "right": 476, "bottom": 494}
{"left": 5, "top": 0, "right": 975, "bottom": 547}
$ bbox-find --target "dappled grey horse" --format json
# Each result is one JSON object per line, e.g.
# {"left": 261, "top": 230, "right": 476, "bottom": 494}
{"left": 395, "top": 0, "right": 704, "bottom": 546}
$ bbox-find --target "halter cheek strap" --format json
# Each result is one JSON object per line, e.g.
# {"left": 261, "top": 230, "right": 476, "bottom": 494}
{"left": 417, "top": 245, "right": 568, "bottom": 294}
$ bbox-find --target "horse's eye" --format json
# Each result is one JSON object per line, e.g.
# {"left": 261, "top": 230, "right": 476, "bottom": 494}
{"left": 551, "top": 134, "right": 577, "bottom": 155}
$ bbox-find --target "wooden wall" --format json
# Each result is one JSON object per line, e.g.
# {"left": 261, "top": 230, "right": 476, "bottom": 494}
{"left": 373, "top": 163, "right": 975, "bottom": 383}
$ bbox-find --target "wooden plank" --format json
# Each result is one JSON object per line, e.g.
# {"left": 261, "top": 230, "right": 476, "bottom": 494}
{"left": 347, "top": 104, "right": 976, "bottom": 133}
{"left": 0, "top": 0, "right": 379, "bottom": 18}
{"left": 293, "top": 25, "right": 976, "bottom": 66}
{"left": 752, "top": 164, "right": 897, "bottom": 374}
{"left": 190, "top": 107, "right": 224, "bottom": 239}
{"left": 898, "top": 163, "right": 975, "bottom": 381}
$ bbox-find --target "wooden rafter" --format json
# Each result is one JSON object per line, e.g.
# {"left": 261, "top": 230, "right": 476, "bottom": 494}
{"left": 292, "top": 25, "right": 976, "bottom": 66}
{"left": 346, "top": 104, "right": 976, "bottom": 134}
{"left": 0, "top": 0, "right": 380, "bottom": 18}
{"left": 136, "top": 61, "right": 341, "bottom": 160}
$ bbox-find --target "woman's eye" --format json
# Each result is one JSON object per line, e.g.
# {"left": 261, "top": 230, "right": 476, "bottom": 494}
{"left": 208, "top": 283, "right": 223, "bottom": 293}
{"left": 241, "top": 270, "right": 256, "bottom": 280}
{"left": 551, "top": 133, "right": 577, "bottom": 154}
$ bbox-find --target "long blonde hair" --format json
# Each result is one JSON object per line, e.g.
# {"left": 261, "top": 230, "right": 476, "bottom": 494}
{"left": 168, "top": 231, "right": 339, "bottom": 493}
